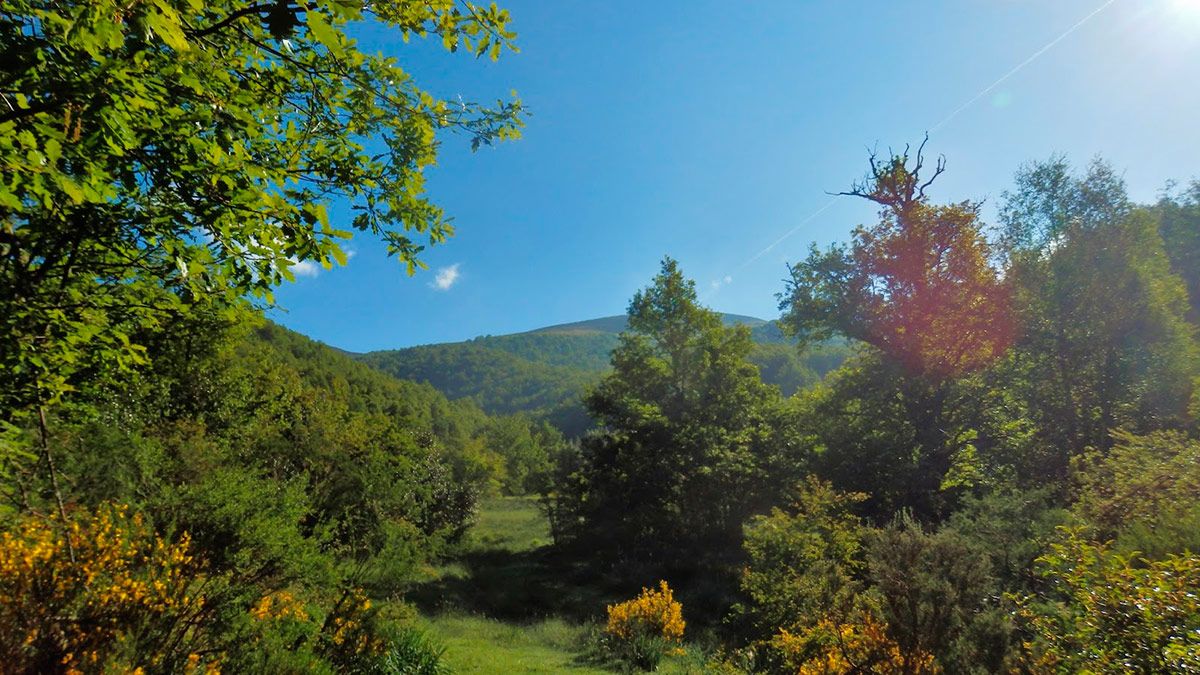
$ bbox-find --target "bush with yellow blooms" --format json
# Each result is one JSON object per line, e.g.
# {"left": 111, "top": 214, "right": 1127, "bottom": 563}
{"left": 772, "top": 611, "right": 938, "bottom": 675}
{"left": 602, "top": 581, "right": 685, "bottom": 670}
{"left": 0, "top": 504, "right": 219, "bottom": 674}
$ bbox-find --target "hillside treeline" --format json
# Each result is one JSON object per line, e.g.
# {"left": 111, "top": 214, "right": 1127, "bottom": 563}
{"left": 358, "top": 325, "right": 850, "bottom": 437}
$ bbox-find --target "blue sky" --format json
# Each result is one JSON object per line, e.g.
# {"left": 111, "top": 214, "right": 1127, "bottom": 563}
{"left": 269, "top": 0, "right": 1200, "bottom": 352}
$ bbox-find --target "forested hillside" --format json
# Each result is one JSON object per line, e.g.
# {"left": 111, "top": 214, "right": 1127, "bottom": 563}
{"left": 357, "top": 315, "right": 851, "bottom": 435}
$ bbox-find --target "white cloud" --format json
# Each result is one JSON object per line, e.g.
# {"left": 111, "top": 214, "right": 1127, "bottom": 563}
{"left": 430, "top": 263, "right": 461, "bottom": 291}
{"left": 709, "top": 275, "right": 733, "bottom": 290}
{"left": 291, "top": 259, "right": 322, "bottom": 278}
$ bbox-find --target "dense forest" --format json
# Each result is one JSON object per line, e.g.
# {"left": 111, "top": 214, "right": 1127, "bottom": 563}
{"left": 2, "top": 1, "right": 1199, "bottom": 673}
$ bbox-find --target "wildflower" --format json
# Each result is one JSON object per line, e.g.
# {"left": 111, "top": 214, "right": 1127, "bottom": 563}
{"left": 604, "top": 580, "right": 685, "bottom": 644}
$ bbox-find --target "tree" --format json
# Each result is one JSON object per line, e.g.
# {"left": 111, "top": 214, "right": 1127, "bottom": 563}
{"left": 1153, "top": 180, "right": 1200, "bottom": 321}
{"left": 1072, "top": 430, "right": 1200, "bottom": 559}
{"left": 1021, "top": 530, "right": 1200, "bottom": 673}
{"left": 0, "top": 0, "right": 524, "bottom": 415}
{"left": 779, "top": 142, "right": 1014, "bottom": 519}
{"left": 735, "top": 477, "right": 868, "bottom": 646}
{"left": 552, "top": 258, "right": 800, "bottom": 567}
{"left": 780, "top": 140, "right": 1013, "bottom": 381}
{"left": 998, "top": 158, "right": 1198, "bottom": 468}
{"left": 868, "top": 514, "right": 1009, "bottom": 673}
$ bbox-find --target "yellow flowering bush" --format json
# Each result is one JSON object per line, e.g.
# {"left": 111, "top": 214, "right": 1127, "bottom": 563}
{"left": 250, "top": 590, "right": 310, "bottom": 622}
{"left": 772, "top": 612, "right": 938, "bottom": 675}
{"left": 0, "top": 504, "right": 219, "bottom": 674}
{"left": 605, "top": 580, "right": 685, "bottom": 644}
{"left": 601, "top": 581, "right": 685, "bottom": 669}
{"left": 326, "top": 587, "right": 387, "bottom": 658}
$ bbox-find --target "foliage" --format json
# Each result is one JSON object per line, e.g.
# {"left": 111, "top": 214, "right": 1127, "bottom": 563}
{"left": 998, "top": 157, "right": 1198, "bottom": 467}
{"left": 1072, "top": 430, "right": 1200, "bottom": 556}
{"left": 1019, "top": 529, "right": 1200, "bottom": 673}
{"left": 0, "top": 0, "right": 524, "bottom": 414}
{"left": 868, "top": 514, "right": 1011, "bottom": 673}
{"left": 378, "top": 626, "right": 450, "bottom": 675}
{"left": 356, "top": 317, "right": 848, "bottom": 437}
{"left": 359, "top": 341, "right": 600, "bottom": 436}
{"left": 0, "top": 504, "right": 218, "bottom": 674}
{"left": 551, "top": 258, "right": 802, "bottom": 568}
{"left": 943, "top": 488, "right": 1066, "bottom": 592}
{"left": 0, "top": 308, "right": 542, "bottom": 671}
{"left": 605, "top": 581, "right": 686, "bottom": 644}
{"left": 780, "top": 142, "right": 1013, "bottom": 381}
{"left": 772, "top": 610, "right": 937, "bottom": 675}
{"left": 1154, "top": 180, "right": 1200, "bottom": 319}
{"left": 778, "top": 144, "right": 1017, "bottom": 520}
{"left": 603, "top": 581, "right": 686, "bottom": 671}
{"left": 735, "top": 477, "right": 867, "bottom": 644}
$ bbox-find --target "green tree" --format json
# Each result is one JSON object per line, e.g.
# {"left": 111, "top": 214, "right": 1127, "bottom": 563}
{"left": 735, "top": 477, "right": 868, "bottom": 646}
{"left": 553, "top": 258, "right": 800, "bottom": 567}
{"left": 779, "top": 143, "right": 1014, "bottom": 519}
{"left": 1154, "top": 180, "right": 1200, "bottom": 321}
{"left": 780, "top": 141, "right": 1013, "bottom": 381}
{"left": 1021, "top": 530, "right": 1200, "bottom": 673}
{"left": 869, "top": 514, "right": 1011, "bottom": 673}
{"left": 1072, "top": 430, "right": 1200, "bottom": 559}
{"left": 0, "top": 0, "right": 524, "bottom": 416}
{"left": 999, "top": 158, "right": 1198, "bottom": 472}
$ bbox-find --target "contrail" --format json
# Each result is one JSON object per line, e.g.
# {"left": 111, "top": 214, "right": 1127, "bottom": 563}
{"left": 738, "top": 196, "right": 840, "bottom": 271}
{"left": 930, "top": 0, "right": 1119, "bottom": 134}
{"left": 710, "top": 0, "right": 1119, "bottom": 294}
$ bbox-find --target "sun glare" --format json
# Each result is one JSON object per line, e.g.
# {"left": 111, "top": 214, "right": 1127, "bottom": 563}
{"left": 1168, "top": 0, "right": 1200, "bottom": 20}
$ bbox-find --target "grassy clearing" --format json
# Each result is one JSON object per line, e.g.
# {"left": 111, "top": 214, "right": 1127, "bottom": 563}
{"left": 412, "top": 497, "right": 729, "bottom": 674}
{"left": 422, "top": 613, "right": 610, "bottom": 674}
{"left": 466, "top": 495, "right": 551, "bottom": 552}
{"left": 412, "top": 497, "right": 610, "bottom": 672}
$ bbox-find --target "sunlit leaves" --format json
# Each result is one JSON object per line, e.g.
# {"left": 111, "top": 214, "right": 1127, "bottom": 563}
{"left": 780, "top": 151, "right": 1014, "bottom": 381}
{"left": 0, "top": 0, "right": 525, "bottom": 412}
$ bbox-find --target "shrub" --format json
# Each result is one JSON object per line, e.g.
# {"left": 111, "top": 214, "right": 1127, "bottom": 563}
{"left": 377, "top": 626, "right": 450, "bottom": 675}
{"left": 1018, "top": 529, "right": 1200, "bottom": 673}
{"left": 773, "top": 611, "right": 938, "bottom": 675}
{"left": 734, "top": 477, "right": 867, "bottom": 643}
{"left": 0, "top": 504, "right": 220, "bottom": 674}
{"left": 603, "top": 581, "right": 685, "bottom": 670}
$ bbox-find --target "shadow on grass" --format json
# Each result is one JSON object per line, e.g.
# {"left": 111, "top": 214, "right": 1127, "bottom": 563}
{"left": 408, "top": 545, "right": 620, "bottom": 624}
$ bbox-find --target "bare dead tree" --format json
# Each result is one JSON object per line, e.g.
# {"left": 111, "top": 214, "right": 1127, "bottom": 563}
{"left": 833, "top": 133, "right": 946, "bottom": 217}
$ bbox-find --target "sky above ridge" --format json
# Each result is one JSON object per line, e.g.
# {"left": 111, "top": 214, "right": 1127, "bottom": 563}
{"left": 268, "top": 0, "right": 1200, "bottom": 352}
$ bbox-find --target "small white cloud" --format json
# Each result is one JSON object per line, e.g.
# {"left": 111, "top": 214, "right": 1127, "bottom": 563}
{"left": 430, "top": 263, "right": 461, "bottom": 291}
{"left": 291, "top": 259, "right": 321, "bottom": 278}
{"left": 710, "top": 275, "right": 734, "bottom": 290}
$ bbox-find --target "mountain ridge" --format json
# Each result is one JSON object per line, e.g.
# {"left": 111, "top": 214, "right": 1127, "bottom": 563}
{"left": 353, "top": 313, "right": 848, "bottom": 436}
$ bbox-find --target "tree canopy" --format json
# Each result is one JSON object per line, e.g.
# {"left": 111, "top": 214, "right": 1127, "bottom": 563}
{"left": 1, "top": 0, "right": 524, "bottom": 412}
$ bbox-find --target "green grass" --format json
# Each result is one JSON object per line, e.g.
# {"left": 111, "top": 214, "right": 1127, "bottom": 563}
{"left": 465, "top": 496, "right": 551, "bottom": 553}
{"left": 412, "top": 496, "right": 737, "bottom": 674}
{"left": 413, "top": 497, "right": 610, "bottom": 672}
{"left": 422, "top": 614, "right": 610, "bottom": 674}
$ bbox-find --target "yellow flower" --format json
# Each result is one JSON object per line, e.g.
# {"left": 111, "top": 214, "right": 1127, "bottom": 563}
{"left": 604, "top": 580, "right": 685, "bottom": 644}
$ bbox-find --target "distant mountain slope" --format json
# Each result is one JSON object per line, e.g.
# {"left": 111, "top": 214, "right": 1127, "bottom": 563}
{"left": 468, "top": 332, "right": 619, "bottom": 371}
{"left": 355, "top": 314, "right": 851, "bottom": 436}
{"left": 531, "top": 312, "right": 771, "bottom": 336}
